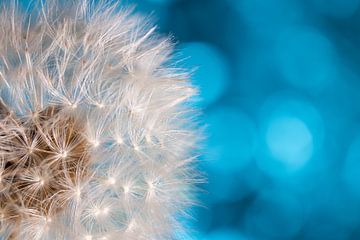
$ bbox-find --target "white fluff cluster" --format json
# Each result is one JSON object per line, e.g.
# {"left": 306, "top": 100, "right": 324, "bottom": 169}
{"left": 0, "top": 1, "right": 200, "bottom": 239}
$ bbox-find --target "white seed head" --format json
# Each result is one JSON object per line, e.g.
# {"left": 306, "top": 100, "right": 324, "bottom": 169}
{"left": 0, "top": 1, "right": 201, "bottom": 239}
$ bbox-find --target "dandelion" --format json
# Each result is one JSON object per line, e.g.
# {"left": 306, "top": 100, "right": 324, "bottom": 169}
{"left": 0, "top": 1, "right": 200, "bottom": 239}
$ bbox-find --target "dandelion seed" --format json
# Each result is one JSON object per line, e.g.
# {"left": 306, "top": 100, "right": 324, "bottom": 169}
{"left": 115, "top": 137, "right": 123, "bottom": 145}
{"left": 93, "top": 208, "right": 101, "bottom": 217}
{"left": 133, "top": 144, "right": 140, "bottom": 151}
{"left": 70, "top": 103, "right": 77, "bottom": 109}
{"left": 96, "top": 103, "right": 105, "bottom": 109}
{"left": 91, "top": 140, "right": 100, "bottom": 148}
{"left": 123, "top": 185, "right": 130, "bottom": 195}
{"left": 126, "top": 219, "right": 136, "bottom": 232}
{"left": 84, "top": 235, "right": 92, "bottom": 240}
{"left": 102, "top": 207, "right": 109, "bottom": 215}
{"left": 28, "top": 146, "right": 34, "bottom": 154}
{"left": 39, "top": 179, "right": 45, "bottom": 186}
{"left": 107, "top": 177, "right": 116, "bottom": 185}
{"left": 59, "top": 150, "right": 68, "bottom": 159}
{"left": 76, "top": 188, "right": 82, "bottom": 199}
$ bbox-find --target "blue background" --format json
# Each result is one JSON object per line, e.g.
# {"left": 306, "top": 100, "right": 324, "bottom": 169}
{"left": 129, "top": 0, "right": 360, "bottom": 239}
{"left": 21, "top": 0, "right": 360, "bottom": 239}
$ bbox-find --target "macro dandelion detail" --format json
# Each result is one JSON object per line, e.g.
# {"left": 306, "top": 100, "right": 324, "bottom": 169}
{"left": 0, "top": 1, "right": 200, "bottom": 239}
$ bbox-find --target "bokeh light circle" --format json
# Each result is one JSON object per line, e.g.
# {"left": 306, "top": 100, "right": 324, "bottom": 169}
{"left": 266, "top": 116, "right": 313, "bottom": 169}
{"left": 179, "top": 42, "right": 230, "bottom": 107}
{"left": 275, "top": 27, "right": 337, "bottom": 92}
{"left": 256, "top": 93, "right": 324, "bottom": 178}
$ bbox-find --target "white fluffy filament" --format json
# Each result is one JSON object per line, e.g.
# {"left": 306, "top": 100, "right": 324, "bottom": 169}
{"left": 0, "top": 1, "right": 200, "bottom": 239}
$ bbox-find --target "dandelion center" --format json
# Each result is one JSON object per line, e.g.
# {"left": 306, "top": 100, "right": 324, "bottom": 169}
{"left": 0, "top": 103, "right": 90, "bottom": 239}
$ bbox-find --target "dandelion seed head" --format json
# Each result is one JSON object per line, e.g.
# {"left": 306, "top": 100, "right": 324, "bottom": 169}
{"left": 0, "top": 0, "right": 201, "bottom": 239}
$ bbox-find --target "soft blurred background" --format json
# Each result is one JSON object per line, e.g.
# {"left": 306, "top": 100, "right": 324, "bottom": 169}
{"left": 20, "top": 0, "right": 360, "bottom": 239}
{"left": 129, "top": 0, "right": 360, "bottom": 239}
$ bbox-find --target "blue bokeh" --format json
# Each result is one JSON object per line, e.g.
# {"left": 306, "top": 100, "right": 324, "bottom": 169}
{"left": 179, "top": 42, "right": 230, "bottom": 107}
{"left": 107, "top": 0, "right": 360, "bottom": 239}
{"left": 20, "top": 0, "right": 360, "bottom": 239}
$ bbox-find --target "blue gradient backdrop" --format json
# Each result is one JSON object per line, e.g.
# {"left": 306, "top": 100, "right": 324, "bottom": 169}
{"left": 21, "top": 0, "right": 360, "bottom": 239}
